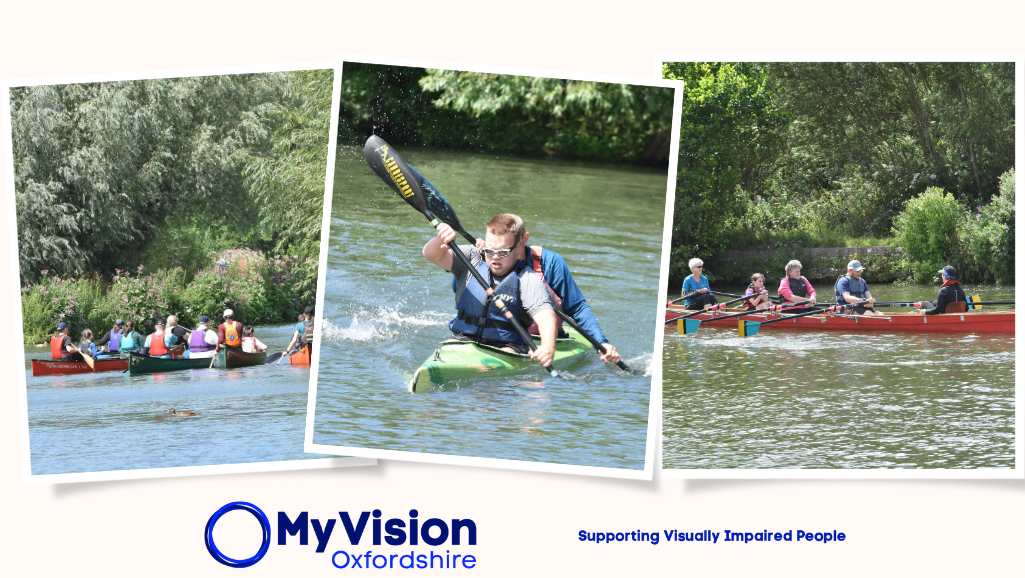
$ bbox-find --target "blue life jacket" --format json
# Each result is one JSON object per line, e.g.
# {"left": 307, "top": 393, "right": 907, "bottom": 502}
{"left": 108, "top": 329, "right": 122, "bottom": 353}
{"left": 835, "top": 275, "right": 868, "bottom": 304}
{"left": 449, "top": 258, "right": 532, "bottom": 347}
{"left": 121, "top": 331, "right": 140, "bottom": 352}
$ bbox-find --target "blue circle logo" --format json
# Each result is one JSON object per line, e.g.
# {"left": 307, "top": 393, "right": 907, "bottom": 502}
{"left": 205, "top": 501, "right": 271, "bottom": 568}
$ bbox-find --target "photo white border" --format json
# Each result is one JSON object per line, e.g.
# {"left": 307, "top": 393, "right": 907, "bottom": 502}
{"left": 304, "top": 57, "right": 681, "bottom": 480}
{"left": 656, "top": 55, "right": 1024, "bottom": 479}
{"left": 2, "top": 63, "right": 375, "bottom": 484}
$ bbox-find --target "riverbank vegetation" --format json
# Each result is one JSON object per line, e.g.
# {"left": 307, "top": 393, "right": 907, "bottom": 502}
{"left": 13, "top": 70, "right": 331, "bottom": 342}
{"left": 338, "top": 63, "right": 675, "bottom": 165}
{"left": 664, "top": 62, "right": 1015, "bottom": 287}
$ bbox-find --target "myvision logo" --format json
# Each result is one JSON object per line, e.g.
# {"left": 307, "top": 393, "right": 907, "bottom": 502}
{"left": 204, "top": 501, "right": 478, "bottom": 569}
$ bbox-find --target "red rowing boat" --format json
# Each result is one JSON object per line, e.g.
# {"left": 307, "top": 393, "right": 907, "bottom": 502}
{"left": 31, "top": 357, "right": 130, "bottom": 376}
{"left": 666, "top": 308, "right": 1014, "bottom": 335}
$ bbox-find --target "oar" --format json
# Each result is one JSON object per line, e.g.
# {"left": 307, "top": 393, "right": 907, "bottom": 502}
{"left": 363, "top": 135, "right": 554, "bottom": 376}
{"left": 405, "top": 150, "right": 631, "bottom": 373}
{"left": 663, "top": 295, "right": 753, "bottom": 335}
{"left": 738, "top": 304, "right": 834, "bottom": 337}
{"left": 669, "top": 300, "right": 814, "bottom": 335}
{"left": 667, "top": 290, "right": 701, "bottom": 306}
{"left": 265, "top": 352, "right": 283, "bottom": 364}
{"left": 713, "top": 290, "right": 783, "bottom": 303}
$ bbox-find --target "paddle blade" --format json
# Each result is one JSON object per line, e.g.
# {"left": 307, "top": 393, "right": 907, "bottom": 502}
{"left": 739, "top": 320, "right": 761, "bottom": 337}
{"left": 363, "top": 135, "right": 430, "bottom": 217}
{"left": 970, "top": 294, "right": 983, "bottom": 310}
{"left": 264, "top": 352, "right": 283, "bottom": 364}
{"left": 409, "top": 166, "right": 470, "bottom": 239}
{"left": 676, "top": 318, "right": 701, "bottom": 335}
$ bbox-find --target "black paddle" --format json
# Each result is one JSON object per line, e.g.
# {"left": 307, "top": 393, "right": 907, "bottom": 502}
{"left": 363, "top": 135, "right": 554, "bottom": 376}
{"left": 264, "top": 352, "right": 283, "bottom": 364}
{"left": 399, "top": 146, "right": 631, "bottom": 373}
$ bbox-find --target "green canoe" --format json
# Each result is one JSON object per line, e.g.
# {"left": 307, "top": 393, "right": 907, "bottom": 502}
{"left": 213, "top": 348, "right": 267, "bottom": 368}
{"left": 409, "top": 326, "right": 592, "bottom": 392}
{"left": 128, "top": 354, "right": 213, "bottom": 376}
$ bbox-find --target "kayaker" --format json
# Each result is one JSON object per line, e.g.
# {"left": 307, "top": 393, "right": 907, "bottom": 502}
{"left": 835, "top": 260, "right": 879, "bottom": 315}
{"left": 481, "top": 215, "right": 620, "bottom": 364}
{"left": 423, "top": 214, "right": 557, "bottom": 367}
{"left": 49, "top": 322, "right": 79, "bottom": 361}
{"left": 78, "top": 329, "right": 99, "bottom": 358}
{"left": 218, "top": 309, "right": 244, "bottom": 349}
{"left": 778, "top": 260, "right": 817, "bottom": 312}
{"left": 241, "top": 326, "right": 268, "bottom": 353}
{"left": 743, "top": 273, "right": 771, "bottom": 310}
{"left": 915, "top": 265, "right": 968, "bottom": 315}
{"left": 94, "top": 319, "right": 125, "bottom": 355}
{"left": 119, "top": 321, "right": 144, "bottom": 354}
{"left": 186, "top": 315, "right": 219, "bottom": 359}
{"left": 143, "top": 322, "right": 171, "bottom": 358}
{"left": 681, "top": 258, "right": 717, "bottom": 311}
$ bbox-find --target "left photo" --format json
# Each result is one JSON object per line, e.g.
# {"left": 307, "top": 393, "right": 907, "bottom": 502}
{"left": 6, "top": 68, "right": 369, "bottom": 479}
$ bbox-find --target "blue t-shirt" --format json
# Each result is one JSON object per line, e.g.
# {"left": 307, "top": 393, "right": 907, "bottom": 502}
{"left": 681, "top": 274, "right": 711, "bottom": 307}
{"left": 532, "top": 248, "right": 609, "bottom": 345}
{"left": 834, "top": 275, "right": 869, "bottom": 304}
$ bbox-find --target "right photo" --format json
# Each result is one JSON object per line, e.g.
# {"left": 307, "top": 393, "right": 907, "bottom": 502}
{"left": 662, "top": 61, "right": 1016, "bottom": 471}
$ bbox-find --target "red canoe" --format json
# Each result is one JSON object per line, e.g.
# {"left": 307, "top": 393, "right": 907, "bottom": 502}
{"left": 31, "top": 357, "right": 130, "bottom": 376}
{"left": 289, "top": 346, "right": 311, "bottom": 367}
{"left": 666, "top": 308, "right": 1014, "bottom": 335}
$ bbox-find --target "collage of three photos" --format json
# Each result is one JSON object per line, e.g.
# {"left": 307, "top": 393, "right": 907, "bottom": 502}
{"left": 7, "top": 60, "right": 1016, "bottom": 482}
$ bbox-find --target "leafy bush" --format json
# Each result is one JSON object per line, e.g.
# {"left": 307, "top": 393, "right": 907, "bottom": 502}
{"left": 960, "top": 168, "right": 1015, "bottom": 283}
{"left": 892, "top": 187, "right": 964, "bottom": 282}
{"left": 20, "top": 276, "right": 106, "bottom": 344}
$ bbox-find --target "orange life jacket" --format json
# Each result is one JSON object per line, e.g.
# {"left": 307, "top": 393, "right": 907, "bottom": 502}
{"left": 148, "top": 330, "right": 168, "bottom": 356}
{"left": 224, "top": 321, "right": 241, "bottom": 348}
{"left": 50, "top": 335, "right": 64, "bottom": 360}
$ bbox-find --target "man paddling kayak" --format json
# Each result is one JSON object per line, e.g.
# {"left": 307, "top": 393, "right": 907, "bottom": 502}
{"left": 423, "top": 214, "right": 558, "bottom": 367}
{"left": 835, "top": 260, "right": 880, "bottom": 315}
{"left": 915, "top": 265, "right": 968, "bottom": 315}
{"left": 681, "top": 258, "right": 717, "bottom": 310}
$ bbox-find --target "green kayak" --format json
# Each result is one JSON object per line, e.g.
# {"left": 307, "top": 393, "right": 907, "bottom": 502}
{"left": 409, "top": 326, "right": 592, "bottom": 392}
{"left": 128, "top": 354, "right": 213, "bottom": 376}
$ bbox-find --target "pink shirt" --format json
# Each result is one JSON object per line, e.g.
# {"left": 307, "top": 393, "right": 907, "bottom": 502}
{"left": 778, "top": 275, "right": 816, "bottom": 302}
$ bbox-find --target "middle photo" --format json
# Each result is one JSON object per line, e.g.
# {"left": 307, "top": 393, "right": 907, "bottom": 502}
{"left": 306, "top": 62, "right": 680, "bottom": 477}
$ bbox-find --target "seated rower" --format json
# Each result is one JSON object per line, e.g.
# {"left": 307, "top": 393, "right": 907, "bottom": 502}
{"left": 743, "top": 273, "right": 771, "bottom": 310}
{"left": 285, "top": 306, "right": 315, "bottom": 355}
{"left": 186, "top": 315, "right": 219, "bottom": 359}
{"left": 119, "top": 321, "right": 144, "bottom": 354}
{"left": 95, "top": 319, "right": 125, "bottom": 355}
{"left": 50, "top": 322, "right": 79, "bottom": 361}
{"left": 218, "top": 309, "right": 244, "bottom": 350}
{"left": 241, "top": 326, "right": 268, "bottom": 353}
{"left": 778, "top": 259, "right": 817, "bottom": 313}
{"left": 423, "top": 214, "right": 557, "bottom": 368}
{"left": 681, "top": 257, "right": 717, "bottom": 311}
{"left": 835, "top": 260, "right": 880, "bottom": 316}
{"left": 78, "top": 329, "right": 98, "bottom": 358}
{"left": 915, "top": 265, "right": 968, "bottom": 315}
{"left": 143, "top": 322, "right": 171, "bottom": 358}
{"left": 165, "top": 314, "right": 189, "bottom": 357}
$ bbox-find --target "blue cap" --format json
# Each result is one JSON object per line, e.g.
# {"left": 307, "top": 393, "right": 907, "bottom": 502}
{"left": 199, "top": 314, "right": 210, "bottom": 323}
{"left": 847, "top": 260, "right": 865, "bottom": 272}
{"left": 56, "top": 322, "right": 67, "bottom": 330}
{"left": 938, "top": 265, "right": 958, "bottom": 280}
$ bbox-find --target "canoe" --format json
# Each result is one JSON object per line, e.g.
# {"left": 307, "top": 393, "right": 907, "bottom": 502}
{"left": 129, "top": 354, "right": 212, "bottom": 376}
{"left": 409, "top": 326, "right": 592, "bottom": 392}
{"left": 31, "top": 356, "right": 129, "bottom": 376}
{"left": 666, "top": 307, "right": 1014, "bottom": 335}
{"left": 214, "top": 348, "right": 267, "bottom": 369}
{"left": 289, "top": 345, "right": 311, "bottom": 367}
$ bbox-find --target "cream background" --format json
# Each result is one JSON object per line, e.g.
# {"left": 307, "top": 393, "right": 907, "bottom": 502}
{"left": 2, "top": 1, "right": 1024, "bottom": 575}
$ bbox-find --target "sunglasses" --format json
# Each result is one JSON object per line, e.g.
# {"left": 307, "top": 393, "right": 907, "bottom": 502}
{"left": 483, "top": 247, "right": 516, "bottom": 259}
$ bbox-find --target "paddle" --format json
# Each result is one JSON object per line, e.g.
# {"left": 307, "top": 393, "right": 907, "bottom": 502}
{"left": 399, "top": 145, "right": 631, "bottom": 373}
{"left": 668, "top": 300, "right": 814, "bottom": 335}
{"left": 738, "top": 304, "right": 834, "bottom": 337}
{"left": 265, "top": 352, "right": 283, "bottom": 364}
{"left": 78, "top": 348, "right": 95, "bottom": 370}
{"left": 363, "top": 135, "right": 554, "bottom": 376}
{"left": 712, "top": 290, "right": 783, "bottom": 303}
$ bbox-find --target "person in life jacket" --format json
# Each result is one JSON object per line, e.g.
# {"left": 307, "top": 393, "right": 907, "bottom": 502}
{"left": 78, "top": 329, "right": 98, "bottom": 358}
{"left": 777, "top": 260, "right": 818, "bottom": 313}
{"left": 49, "top": 322, "right": 79, "bottom": 361}
{"left": 915, "top": 265, "right": 969, "bottom": 315}
{"left": 95, "top": 319, "right": 125, "bottom": 354}
{"left": 143, "top": 322, "right": 170, "bottom": 358}
{"left": 743, "top": 273, "right": 771, "bottom": 310}
{"left": 423, "top": 214, "right": 558, "bottom": 367}
{"left": 119, "top": 320, "right": 144, "bottom": 354}
{"left": 285, "top": 305, "right": 316, "bottom": 355}
{"left": 187, "top": 315, "right": 219, "bottom": 359}
{"left": 218, "top": 308, "right": 244, "bottom": 349}
{"left": 835, "top": 259, "right": 880, "bottom": 316}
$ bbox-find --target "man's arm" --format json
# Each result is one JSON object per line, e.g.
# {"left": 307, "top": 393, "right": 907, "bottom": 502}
{"left": 422, "top": 223, "right": 458, "bottom": 271}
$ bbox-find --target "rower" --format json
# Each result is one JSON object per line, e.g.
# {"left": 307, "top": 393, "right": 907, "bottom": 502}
{"left": 119, "top": 321, "right": 144, "bottom": 354}
{"left": 241, "top": 326, "right": 268, "bottom": 353}
{"left": 165, "top": 314, "right": 189, "bottom": 357}
{"left": 143, "top": 322, "right": 170, "bottom": 358}
{"left": 95, "top": 319, "right": 125, "bottom": 355}
{"left": 218, "top": 309, "right": 244, "bottom": 350}
{"left": 49, "top": 322, "right": 78, "bottom": 361}
{"left": 743, "top": 273, "right": 771, "bottom": 310}
{"left": 915, "top": 265, "right": 968, "bottom": 315}
{"left": 681, "top": 257, "right": 717, "bottom": 311}
{"left": 778, "top": 260, "right": 817, "bottom": 313}
{"left": 78, "top": 329, "right": 98, "bottom": 358}
{"left": 186, "top": 315, "right": 219, "bottom": 359}
{"left": 423, "top": 213, "right": 557, "bottom": 368}
{"left": 835, "top": 260, "right": 880, "bottom": 316}
{"left": 285, "top": 306, "right": 315, "bottom": 356}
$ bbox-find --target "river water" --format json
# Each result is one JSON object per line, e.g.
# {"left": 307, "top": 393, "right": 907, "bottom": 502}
{"left": 25, "top": 324, "right": 318, "bottom": 475}
{"left": 311, "top": 147, "right": 665, "bottom": 469}
{"left": 663, "top": 285, "right": 1015, "bottom": 469}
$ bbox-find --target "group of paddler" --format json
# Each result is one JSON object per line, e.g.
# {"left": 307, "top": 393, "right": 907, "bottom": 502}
{"left": 48, "top": 306, "right": 315, "bottom": 365}
{"left": 679, "top": 257, "right": 973, "bottom": 317}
